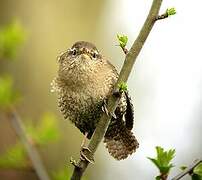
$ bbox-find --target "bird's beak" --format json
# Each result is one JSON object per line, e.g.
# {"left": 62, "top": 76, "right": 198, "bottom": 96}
{"left": 80, "top": 53, "right": 90, "bottom": 60}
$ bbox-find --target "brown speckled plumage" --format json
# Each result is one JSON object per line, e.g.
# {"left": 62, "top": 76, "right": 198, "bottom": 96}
{"left": 51, "top": 41, "right": 139, "bottom": 160}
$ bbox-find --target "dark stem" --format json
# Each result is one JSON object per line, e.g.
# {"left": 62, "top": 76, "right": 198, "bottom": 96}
{"left": 157, "top": 13, "right": 168, "bottom": 20}
{"left": 171, "top": 159, "right": 202, "bottom": 180}
{"left": 159, "top": 173, "right": 168, "bottom": 180}
{"left": 121, "top": 46, "right": 129, "bottom": 55}
{"left": 7, "top": 108, "right": 51, "bottom": 180}
{"left": 70, "top": 0, "right": 163, "bottom": 179}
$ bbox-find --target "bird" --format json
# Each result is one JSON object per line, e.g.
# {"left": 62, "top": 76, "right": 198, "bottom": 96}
{"left": 51, "top": 41, "right": 139, "bottom": 160}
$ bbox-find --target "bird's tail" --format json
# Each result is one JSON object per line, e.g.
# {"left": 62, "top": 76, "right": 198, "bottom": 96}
{"left": 104, "top": 120, "right": 139, "bottom": 160}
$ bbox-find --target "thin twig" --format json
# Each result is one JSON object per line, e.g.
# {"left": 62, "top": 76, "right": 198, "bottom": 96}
{"left": 157, "top": 13, "right": 169, "bottom": 20}
{"left": 7, "top": 108, "right": 51, "bottom": 180}
{"left": 70, "top": 0, "right": 164, "bottom": 179}
{"left": 121, "top": 46, "right": 129, "bottom": 55}
{"left": 171, "top": 159, "right": 202, "bottom": 180}
{"left": 159, "top": 173, "right": 168, "bottom": 180}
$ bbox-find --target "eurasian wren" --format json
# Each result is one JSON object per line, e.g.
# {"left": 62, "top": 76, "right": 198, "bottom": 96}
{"left": 51, "top": 41, "right": 139, "bottom": 160}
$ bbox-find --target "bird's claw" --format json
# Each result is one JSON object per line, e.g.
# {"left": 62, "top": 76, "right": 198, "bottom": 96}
{"left": 110, "top": 112, "right": 117, "bottom": 119}
{"left": 70, "top": 157, "right": 80, "bottom": 168}
{"left": 80, "top": 147, "right": 95, "bottom": 164}
{"left": 102, "top": 99, "right": 109, "bottom": 116}
{"left": 102, "top": 99, "right": 117, "bottom": 119}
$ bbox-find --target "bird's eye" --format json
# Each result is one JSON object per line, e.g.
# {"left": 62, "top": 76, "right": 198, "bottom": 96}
{"left": 92, "top": 52, "right": 98, "bottom": 59}
{"left": 71, "top": 48, "right": 77, "bottom": 56}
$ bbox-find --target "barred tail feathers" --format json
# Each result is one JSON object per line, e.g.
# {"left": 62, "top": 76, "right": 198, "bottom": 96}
{"left": 104, "top": 122, "right": 139, "bottom": 160}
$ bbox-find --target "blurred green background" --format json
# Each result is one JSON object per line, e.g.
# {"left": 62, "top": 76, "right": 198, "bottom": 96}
{"left": 0, "top": 0, "right": 202, "bottom": 180}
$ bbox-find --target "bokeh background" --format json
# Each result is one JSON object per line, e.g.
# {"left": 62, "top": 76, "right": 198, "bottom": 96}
{"left": 0, "top": 0, "right": 202, "bottom": 180}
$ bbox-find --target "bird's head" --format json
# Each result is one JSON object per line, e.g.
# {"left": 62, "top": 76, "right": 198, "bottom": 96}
{"left": 58, "top": 41, "right": 104, "bottom": 81}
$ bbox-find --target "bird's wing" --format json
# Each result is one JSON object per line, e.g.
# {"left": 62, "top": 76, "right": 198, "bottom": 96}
{"left": 124, "top": 91, "right": 134, "bottom": 130}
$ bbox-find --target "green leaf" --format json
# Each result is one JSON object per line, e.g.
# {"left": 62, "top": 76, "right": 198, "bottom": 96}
{"left": 118, "top": 81, "right": 128, "bottom": 93}
{"left": 148, "top": 157, "right": 160, "bottom": 169}
{"left": 166, "top": 8, "right": 176, "bottom": 16}
{"left": 0, "top": 20, "right": 26, "bottom": 60}
{"left": 0, "top": 143, "right": 27, "bottom": 168}
{"left": 194, "top": 163, "right": 202, "bottom": 177}
{"left": 0, "top": 75, "right": 20, "bottom": 108}
{"left": 148, "top": 146, "right": 175, "bottom": 174}
{"left": 192, "top": 174, "right": 202, "bottom": 180}
{"left": 156, "top": 176, "right": 161, "bottom": 180}
{"left": 117, "top": 34, "right": 128, "bottom": 48}
{"left": 180, "top": 166, "right": 187, "bottom": 170}
{"left": 26, "top": 112, "right": 60, "bottom": 146}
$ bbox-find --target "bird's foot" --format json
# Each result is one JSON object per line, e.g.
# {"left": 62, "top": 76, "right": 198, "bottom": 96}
{"left": 101, "top": 99, "right": 109, "bottom": 115}
{"left": 80, "top": 147, "right": 95, "bottom": 164}
{"left": 70, "top": 157, "right": 79, "bottom": 167}
{"left": 102, "top": 98, "right": 117, "bottom": 119}
{"left": 81, "top": 132, "right": 88, "bottom": 148}
{"left": 79, "top": 132, "right": 94, "bottom": 164}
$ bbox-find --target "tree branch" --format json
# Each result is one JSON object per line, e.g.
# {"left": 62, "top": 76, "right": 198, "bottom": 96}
{"left": 6, "top": 108, "right": 51, "bottom": 180}
{"left": 171, "top": 159, "right": 202, "bottom": 180}
{"left": 70, "top": 0, "right": 164, "bottom": 179}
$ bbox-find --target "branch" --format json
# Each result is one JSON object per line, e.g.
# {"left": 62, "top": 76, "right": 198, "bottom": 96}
{"left": 157, "top": 8, "right": 176, "bottom": 20}
{"left": 171, "top": 159, "right": 202, "bottom": 180}
{"left": 6, "top": 108, "right": 51, "bottom": 180}
{"left": 71, "top": 0, "right": 164, "bottom": 179}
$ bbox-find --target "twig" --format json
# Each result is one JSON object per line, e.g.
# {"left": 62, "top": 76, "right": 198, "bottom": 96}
{"left": 157, "top": 13, "right": 169, "bottom": 20}
{"left": 7, "top": 108, "right": 51, "bottom": 180}
{"left": 121, "top": 46, "right": 129, "bottom": 55}
{"left": 171, "top": 159, "right": 202, "bottom": 180}
{"left": 70, "top": 0, "right": 164, "bottom": 179}
{"left": 157, "top": 8, "right": 176, "bottom": 20}
{"left": 159, "top": 174, "right": 168, "bottom": 180}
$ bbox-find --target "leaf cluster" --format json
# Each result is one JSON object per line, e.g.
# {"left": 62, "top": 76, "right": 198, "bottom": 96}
{"left": 0, "top": 20, "right": 68, "bottom": 180}
{"left": 181, "top": 163, "right": 202, "bottom": 180}
{"left": 118, "top": 81, "right": 128, "bottom": 93}
{"left": 0, "top": 143, "right": 27, "bottom": 169}
{"left": 193, "top": 163, "right": 202, "bottom": 179}
{"left": 166, "top": 8, "right": 176, "bottom": 16}
{"left": 148, "top": 146, "right": 175, "bottom": 179}
{"left": 0, "top": 20, "right": 26, "bottom": 59}
{"left": 26, "top": 112, "right": 60, "bottom": 146}
{"left": 117, "top": 34, "right": 128, "bottom": 49}
{"left": 0, "top": 113, "right": 60, "bottom": 169}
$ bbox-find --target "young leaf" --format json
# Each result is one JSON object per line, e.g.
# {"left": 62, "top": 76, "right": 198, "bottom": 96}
{"left": 193, "top": 163, "right": 202, "bottom": 177}
{"left": 191, "top": 174, "right": 202, "bottom": 180}
{"left": 118, "top": 81, "right": 128, "bottom": 93}
{"left": 0, "top": 75, "right": 19, "bottom": 108}
{"left": 0, "top": 20, "right": 26, "bottom": 60}
{"left": 148, "top": 146, "right": 175, "bottom": 178}
{"left": 180, "top": 166, "right": 187, "bottom": 170}
{"left": 166, "top": 8, "right": 176, "bottom": 16}
{"left": 117, "top": 34, "right": 128, "bottom": 49}
{"left": 26, "top": 112, "right": 60, "bottom": 146}
{"left": 0, "top": 143, "right": 28, "bottom": 168}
